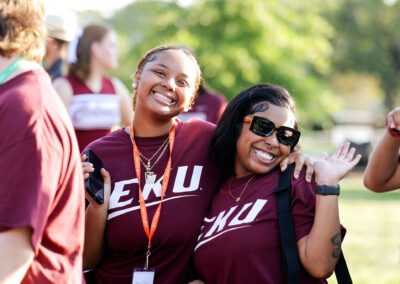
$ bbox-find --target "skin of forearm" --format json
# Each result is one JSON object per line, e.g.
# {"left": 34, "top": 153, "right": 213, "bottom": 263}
{"left": 0, "top": 227, "right": 34, "bottom": 283}
{"left": 83, "top": 205, "right": 108, "bottom": 269}
{"left": 364, "top": 131, "right": 400, "bottom": 191}
{"left": 299, "top": 195, "right": 340, "bottom": 279}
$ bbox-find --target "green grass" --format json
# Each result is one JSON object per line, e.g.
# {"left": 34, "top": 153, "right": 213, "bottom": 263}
{"left": 327, "top": 173, "right": 400, "bottom": 284}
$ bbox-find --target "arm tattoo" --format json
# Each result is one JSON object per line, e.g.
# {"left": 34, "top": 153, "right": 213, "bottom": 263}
{"left": 330, "top": 231, "right": 342, "bottom": 259}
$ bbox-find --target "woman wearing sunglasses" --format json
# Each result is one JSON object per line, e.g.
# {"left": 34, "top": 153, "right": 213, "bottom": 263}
{"left": 192, "top": 83, "right": 361, "bottom": 283}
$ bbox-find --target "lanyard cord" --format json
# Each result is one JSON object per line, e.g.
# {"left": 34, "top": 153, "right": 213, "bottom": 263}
{"left": 0, "top": 58, "right": 24, "bottom": 84}
{"left": 129, "top": 123, "right": 176, "bottom": 268}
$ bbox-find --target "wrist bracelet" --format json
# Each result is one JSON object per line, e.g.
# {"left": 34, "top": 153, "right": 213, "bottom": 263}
{"left": 315, "top": 185, "right": 340, "bottom": 196}
{"left": 386, "top": 117, "right": 400, "bottom": 138}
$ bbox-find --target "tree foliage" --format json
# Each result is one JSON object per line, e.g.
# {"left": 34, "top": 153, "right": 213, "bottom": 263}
{"left": 109, "top": 0, "right": 341, "bottom": 128}
{"left": 326, "top": 0, "right": 400, "bottom": 111}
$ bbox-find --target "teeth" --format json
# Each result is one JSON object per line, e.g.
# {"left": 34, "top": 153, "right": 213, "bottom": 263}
{"left": 152, "top": 91, "right": 174, "bottom": 104}
{"left": 254, "top": 148, "right": 274, "bottom": 161}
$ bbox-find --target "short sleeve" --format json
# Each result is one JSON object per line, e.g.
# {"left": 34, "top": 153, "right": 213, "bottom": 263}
{"left": 290, "top": 168, "right": 317, "bottom": 241}
{"left": 0, "top": 111, "right": 60, "bottom": 252}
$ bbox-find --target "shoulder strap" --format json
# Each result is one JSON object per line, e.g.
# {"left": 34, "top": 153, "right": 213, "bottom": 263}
{"left": 275, "top": 165, "right": 353, "bottom": 284}
{"left": 274, "top": 164, "right": 300, "bottom": 284}
{"left": 335, "top": 252, "right": 352, "bottom": 283}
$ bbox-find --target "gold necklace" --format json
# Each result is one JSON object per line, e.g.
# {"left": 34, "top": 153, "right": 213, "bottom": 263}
{"left": 228, "top": 174, "right": 256, "bottom": 202}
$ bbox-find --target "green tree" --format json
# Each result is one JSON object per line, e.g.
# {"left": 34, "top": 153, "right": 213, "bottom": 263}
{"left": 327, "top": 0, "right": 400, "bottom": 111}
{"left": 111, "top": 0, "right": 340, "bottom": 128}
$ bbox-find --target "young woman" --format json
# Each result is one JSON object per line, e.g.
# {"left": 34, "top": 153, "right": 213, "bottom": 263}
{"left": 82, "top": 46, "right": 313, "bottom": 284}
{"left": 53, "top": 24, "right": 132, "bottom": 151}
{"left": 364, "top": 106, "right": 400, "bottom": 192}
{"left": 193, "top": 83, "right": 361, "bottom": 283}
{"left": 82, "top": 45, "right": 220, "bottom": 284}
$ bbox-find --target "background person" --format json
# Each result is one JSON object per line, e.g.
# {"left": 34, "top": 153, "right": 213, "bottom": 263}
{"left": 0, "top": 0, "right": 85, "bottom": 283}
{"left": 192, "top": 83, "right": 361, "bottom": 283}
{"left": 364, "top": 107, "right": 400, "bottom": 192}
{"left": 178, "top": 79, "right": 227, "bottom": 124}
{"left": 53, "top": 23, "right": 132, "bottom": 152}
{"left": 43, "top": 12, "right": 77, "bottom": 81}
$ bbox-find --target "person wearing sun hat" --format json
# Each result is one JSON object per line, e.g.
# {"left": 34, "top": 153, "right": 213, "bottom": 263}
{"left": 44, "top": 11, "right": 77, "bottom": 80}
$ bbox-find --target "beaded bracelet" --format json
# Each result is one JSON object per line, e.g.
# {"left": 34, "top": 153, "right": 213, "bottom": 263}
{"left": 386, "top": 117, "right": 400, "bottom": 138}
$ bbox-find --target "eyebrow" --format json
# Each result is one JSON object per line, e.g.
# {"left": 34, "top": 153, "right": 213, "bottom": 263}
{"left": 155, "top": 63, "right": 190, "bottom": 79}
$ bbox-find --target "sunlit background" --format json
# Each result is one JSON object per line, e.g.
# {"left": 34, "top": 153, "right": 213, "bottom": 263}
{"left": 42, "top": 1, "right": 400, "bottom": 283}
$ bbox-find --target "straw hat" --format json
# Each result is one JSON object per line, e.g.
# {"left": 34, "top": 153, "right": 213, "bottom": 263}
{"left": 45, "top": 13, "right": 77, "bottom": 42}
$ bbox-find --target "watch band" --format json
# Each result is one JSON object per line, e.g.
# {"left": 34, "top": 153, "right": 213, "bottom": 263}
{"left": 315, "top": 185, "right": 340, "bottom": 196}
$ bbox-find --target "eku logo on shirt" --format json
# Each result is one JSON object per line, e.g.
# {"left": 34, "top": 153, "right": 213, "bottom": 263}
{"left": 108, "top": 165, "right": 203, "bottom": 220}
{"left": 194, "top": 199, "right": 268, "bottom": 250}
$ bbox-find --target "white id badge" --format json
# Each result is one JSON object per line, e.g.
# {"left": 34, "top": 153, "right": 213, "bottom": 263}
{"left": 132, "top": 268, "right": 155, "bottom": 284}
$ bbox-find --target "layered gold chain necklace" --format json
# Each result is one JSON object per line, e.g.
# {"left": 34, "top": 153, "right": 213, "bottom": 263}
{"left": 138, "top": 137, "right": 169, "bottom": 184}
{"left": 228, "top": 174, "right": 256, "bottom": 202}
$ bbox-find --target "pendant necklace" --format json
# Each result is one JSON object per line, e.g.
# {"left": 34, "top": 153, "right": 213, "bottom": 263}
{"left": 138, "top": 137, "right": 169, "bottom": 184}
{"left": 228, "top": 174, "right": 256, "bottom": 202}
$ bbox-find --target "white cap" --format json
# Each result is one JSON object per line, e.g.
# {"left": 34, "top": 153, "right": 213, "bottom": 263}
{"left": 45, "top": 13, "right": 77, "bottom": 42}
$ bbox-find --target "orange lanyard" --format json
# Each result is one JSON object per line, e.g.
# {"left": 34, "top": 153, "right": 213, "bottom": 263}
{"left": 129, "top": 123, "right": 175, "bottom": 267}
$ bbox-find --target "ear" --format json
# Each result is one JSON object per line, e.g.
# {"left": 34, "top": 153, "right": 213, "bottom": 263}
{"left": 91, "top": 42, "right": 101, "bottom": 58}
{"left": 133, "top": 71, "right": 140, "bottom": 89}
{"left": 184, "top": 95, "right": 196, "bottom": 112}
{"left": 189, "top": 95, "right": 195, "bottom": 107}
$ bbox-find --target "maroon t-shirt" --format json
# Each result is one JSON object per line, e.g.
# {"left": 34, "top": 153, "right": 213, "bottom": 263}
{"left": 194, "top": 167, "right": 327, "bottom": 284}
{"left": 179, "top": 90, "right": 227, "bottom": 124}
{"left": 66, "top": 75, "right": 119, "bottom": 152}
{"left": 86, "top": 119, "right": 221, "bottom": 283}
{"left": 0, "top": 68, "right": 85, "bottom": 283}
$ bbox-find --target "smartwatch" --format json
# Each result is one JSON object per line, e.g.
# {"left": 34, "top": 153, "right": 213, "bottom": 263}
{"left": 315, "top": 185, "right": 340, "bottom": 196}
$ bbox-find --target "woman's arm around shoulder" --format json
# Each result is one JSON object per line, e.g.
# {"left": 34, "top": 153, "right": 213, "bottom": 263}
{"left": 52, "top": 77, "right": 73, "bottom": 109}
{"left": 111, "top": 77, "right": 132, "bottom": 127}
{"left": 297, "top": 142, "right": 361, "bottom": 278}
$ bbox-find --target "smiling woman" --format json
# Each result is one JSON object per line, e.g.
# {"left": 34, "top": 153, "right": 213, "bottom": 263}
{"left": 192, "top": 83, "right": 361, "bottom": 283}
{"left": 81, "top": 45, "right": 221, "bottom": 284}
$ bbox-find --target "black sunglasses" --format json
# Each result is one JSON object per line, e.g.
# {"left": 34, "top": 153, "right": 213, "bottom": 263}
{"left": 243, "top": 115, "right": 301, "bottom": 147}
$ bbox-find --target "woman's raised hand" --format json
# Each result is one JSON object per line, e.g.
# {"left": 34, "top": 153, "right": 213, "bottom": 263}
{"left": 386, "top": 107, "right": 400, "bottom": 132}
{"left": 314, "top": 141, "right": 361, "bottom": 186}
